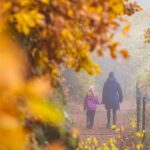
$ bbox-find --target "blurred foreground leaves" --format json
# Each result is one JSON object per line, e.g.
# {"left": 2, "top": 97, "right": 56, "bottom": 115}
{"left": 0, "top": 34, "right": 66, "bottom": 150}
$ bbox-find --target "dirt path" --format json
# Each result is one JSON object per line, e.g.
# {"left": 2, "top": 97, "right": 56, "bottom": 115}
{"left": 68, "top": 100, "right": 136, "bottom": 144}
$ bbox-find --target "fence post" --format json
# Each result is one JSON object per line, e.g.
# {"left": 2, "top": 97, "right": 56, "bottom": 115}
{"left": 136, "top": 82, "right": 141, "bottom": 131}
{"left": 142, "top": 96, "right": 146, "bottom": 143}
{"left": 142, "top": 97, "right": 146, "bottom": 131}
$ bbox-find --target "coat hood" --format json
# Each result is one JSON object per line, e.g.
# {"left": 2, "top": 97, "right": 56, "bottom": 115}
{"left": 107, "top": 77, "right": 116, "bottom": 83}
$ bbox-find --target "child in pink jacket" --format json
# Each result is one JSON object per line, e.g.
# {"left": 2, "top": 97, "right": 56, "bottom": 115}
{"left": 84, "top": 86, "right": 101, "bottom": 129}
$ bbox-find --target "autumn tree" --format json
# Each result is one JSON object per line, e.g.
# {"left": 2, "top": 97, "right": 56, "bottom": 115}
{"left": 1, "top": 0, "right": 141, "bottom": 77}
{"left": 134, "top": 27, "right": 150, "bottom": 87}
{"left": 145, "top": 27, "right": 150, "bottom": 43}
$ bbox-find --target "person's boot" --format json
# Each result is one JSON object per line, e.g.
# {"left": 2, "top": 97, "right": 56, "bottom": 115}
{"left": 87, "top": 122, "right": 90, "bottom": 129}
{"left": 106, "top": 123, "right": 111, "bottom": 128}
{"left": 89, "top": 123, "right": 93, "bottom": 129}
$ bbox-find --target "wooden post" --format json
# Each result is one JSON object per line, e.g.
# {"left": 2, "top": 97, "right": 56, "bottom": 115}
{"left": 137, "top": 100, "right": 141, "bottom": 131}
{"left": 142, "top": 96, "right": 146, "bottom": 143}
{"left": 142, "top": 97, "right": 146, "bottom": 131}
{"left": 136, "top": 82, "right": 141, "bottom": 131}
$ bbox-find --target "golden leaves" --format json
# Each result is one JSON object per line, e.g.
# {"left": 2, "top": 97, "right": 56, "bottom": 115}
{"left": 0, "top": 35, "right": 25, "bottom": 91}
{"left": 0, "top": 114, "right": 28, "bottom": 150}
{"left": 82, "top": 61, "right": 101, "bottom": 75}
{"left": 67, "top": 9, "right": 74, "bottom": 17}
{"left": 122, "top": 24, "right": 131, "bottom": 32}
{"left": 112, "top": 3, "right": 124, "bottom": 14}
{"left": 2, "top": 2, "right": 12, "bottom": 13}
{"left": 136, "top": 144, "right": 144, "bottom": 150}
{"left": 0, "top": 32, "right": 64, "bottom": 149}
{"left": 120, "top": 24, "right": 131, "bottom": 38}
{"left": 24, "top": 77, "right": 51, "bottom": 98}
{"left": 20, "top": 0, "right": 31, "bottom": 6}
{"left": 0, "top": 35, "right": 28, "bottom": 150}
{"left": 120, "top": 49, "right": 129, "bottom": 59}
{"left": 109, "top": 41, "right": 120, "bottom": 59}
{"left": 41, "top": 0, "right": 50, "bottom": 4}
{"left": 1, "top": 0, "right": 141, "bottom": 77}
{"left": 12, "top": 10, "right": 45, "bottom": 35}
{"left": 61, "top": 29, "right": 73, "bottom": 40}
{"left": 71, "top": 128, "right": 80, "bottom": 138}
{"left": 27, "top": 99, "right": 64, "bottom": 125}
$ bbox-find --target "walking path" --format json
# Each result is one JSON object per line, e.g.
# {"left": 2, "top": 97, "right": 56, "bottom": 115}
{"left": 68, "top": 100, "right": 136, "bottom": 144}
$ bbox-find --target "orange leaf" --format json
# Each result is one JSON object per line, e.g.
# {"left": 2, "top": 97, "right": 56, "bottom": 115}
{"left": 120, "top": 31, "right": 128, "bottom": 38}
{"left": 110, "top": 49, "right": 117, "bottom": 59}
{"left": 122, "top": 24, "right": 131, "bottom": 32}
{"left": 120, "top": 49, "right": 129, "bottom": 59}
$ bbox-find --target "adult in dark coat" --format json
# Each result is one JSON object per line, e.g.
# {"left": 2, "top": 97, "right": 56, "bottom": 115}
{"left": 102, "top": 72, "right": 123, "bottom": 128}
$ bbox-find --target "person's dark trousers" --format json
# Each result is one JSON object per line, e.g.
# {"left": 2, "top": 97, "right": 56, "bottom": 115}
{"left": 107, "top": 109, "right": 117, "bottom": 125}
{"left": 86, "top": 110, "right": 95, "bottom": 128}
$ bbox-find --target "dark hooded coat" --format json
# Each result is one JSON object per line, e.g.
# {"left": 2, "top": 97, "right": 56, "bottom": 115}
{"left": 102, "top": 77, "right": 123, "bottom": 110}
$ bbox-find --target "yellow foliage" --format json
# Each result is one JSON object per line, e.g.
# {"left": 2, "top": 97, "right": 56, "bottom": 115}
{"left": 41, "top": 0, "right": 49, "bottom": 4}
{"left": 136, "top": 143, "right": 144, "bottom": 150}
{"left": 135, "top": 131, "right": 145, "bottom": 139}
{"left": 0, "top": 0, "right": 141, "bottom": 77}
{"left": 27, "top": 99, "right": 64, "bottom": 125}
{"left": 71, "top": 128, "right": 80, "bottom": 138}
{"left": 123, "top": 24, "right": 131, "bottom": 32}
{"left": 0, "top": 33, "right": 64, "bottom": 149}
{"left": 120, "top": 49, "right": 130, "bottom": 59}
{"left": 24, "top": 77, "right": 51, "bottom": 98}
{"left": 0, "top": 114, "right": 28, "bottom": 150}
{"left": 131, "top": 119, "right": 136, "bottom": 129}
{"left": 114, "top": 3, "right": 124, "bottom": 14}
{"left": 93, "top": 137, "right": 98, "bottom": 146}
{"left": 20, "top": 0, "right": 31, "bottom": 6}
{"left": 13, "top": 10, "right": 45, "bottom": 35}
{"left": 111, "top": 124, "right": 117, "bottom": 130}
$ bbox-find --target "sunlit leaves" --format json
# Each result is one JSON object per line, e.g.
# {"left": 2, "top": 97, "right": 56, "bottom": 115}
{"left": 24, "top": 77, "right": 51, "bottom": 98}
{"left": 20, "top": 0, "right": 31, "bottom": 6}
{"left": 120, "top": 24, "right": 131, "bottom": 39}
{"left": 0, "top": 0, "right": 141, "bottom": 78}
{"left": 122, "top": 24, "right": 131, "bottom": 32}
{"left": 0, "top": 32, "right": 64, "bottom": 150}
{"left": 78, "top": 124, "right": 145, "bottom": 150}
{"left": 120, "top": 49, "right": 130, "bottom": 59}
{"left": 41, "top": 0, "right": 49, "bottom": 4}
{"left": 12, "top": 10, "right": 45, "bottom": 35}
{"left": 70, "top": 128, "right": 80, "bottom": 138}
{"left": 0, "top": 114, "right": 28, "bottom": 150}
{"left": 27, "top": 99, "right": 64, "bottom": 125}
{"left": 112, "top": 3, "right": 124, "bottom": 14}
{"left": 0, "top": 35, "right": 25, "bottom": 91}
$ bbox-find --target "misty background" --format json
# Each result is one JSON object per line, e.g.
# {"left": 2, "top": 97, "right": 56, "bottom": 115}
{"left": 61, "top": 6, "right": 150, "bottom": 104}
